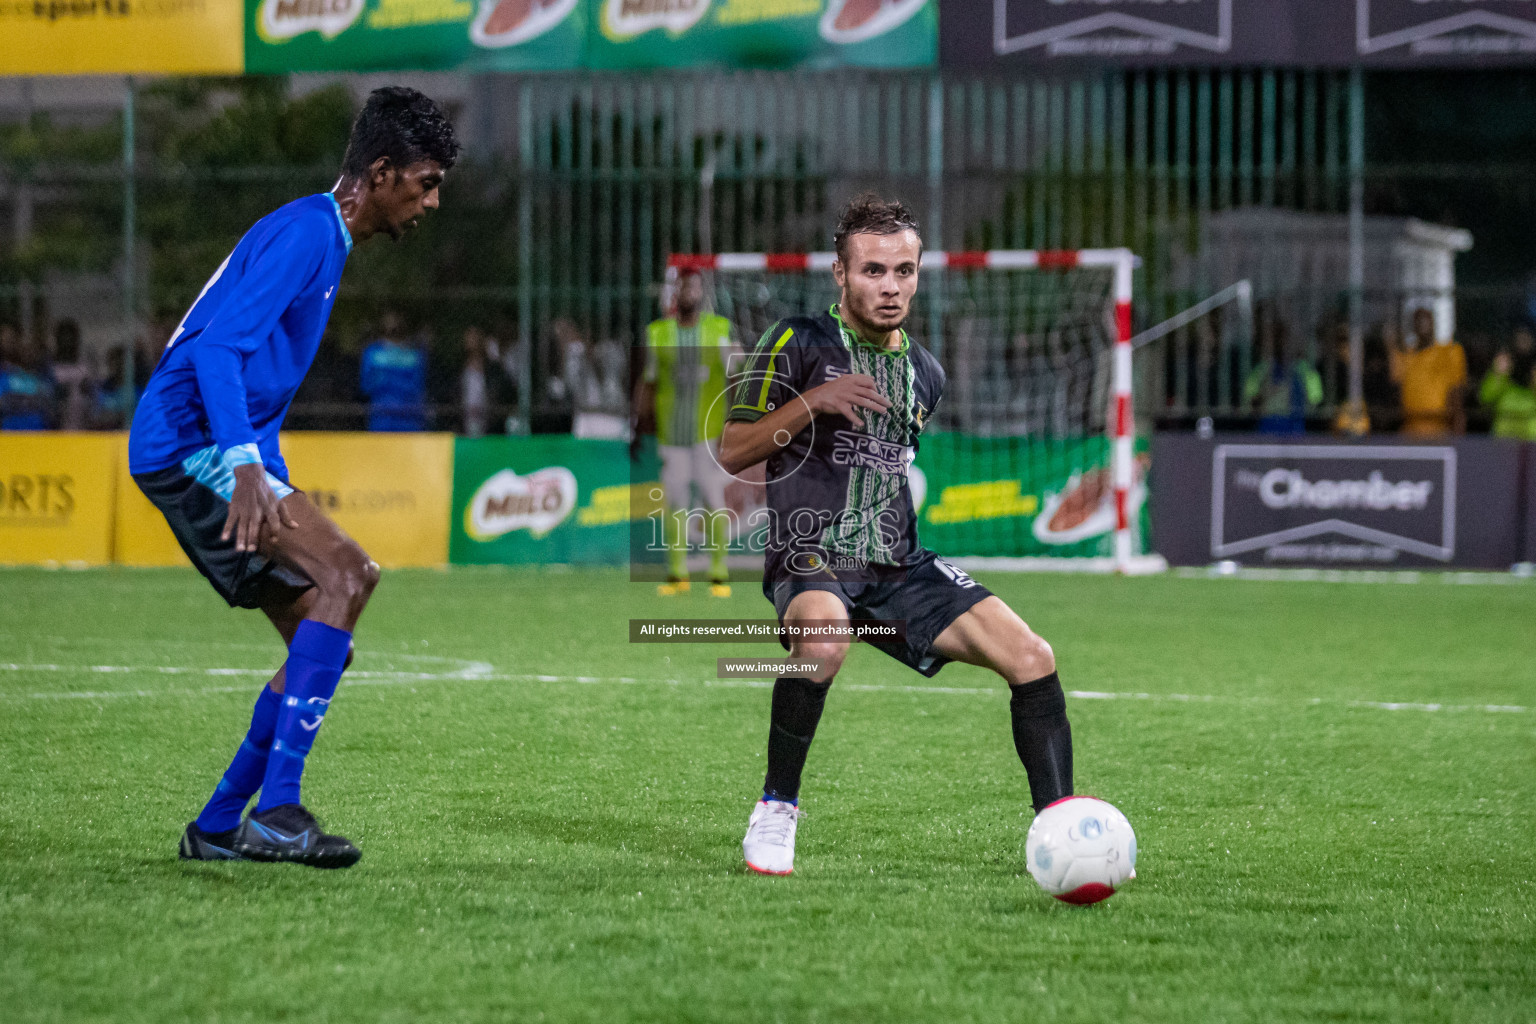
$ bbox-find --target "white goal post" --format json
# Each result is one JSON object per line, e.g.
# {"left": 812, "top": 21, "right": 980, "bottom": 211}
{"left": 667, "top": 248, "right": 1164, "bottom": 575}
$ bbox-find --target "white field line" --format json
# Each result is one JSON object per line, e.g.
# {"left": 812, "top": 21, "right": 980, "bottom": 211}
{"left": 0, "top": 661, "right": 1525, "bottom": 714}
{"left": 0, "top": 661, "right": 495, "bottom": 680}
{"left": 1172, "top": 566, "right": 1536, "bottom": 586}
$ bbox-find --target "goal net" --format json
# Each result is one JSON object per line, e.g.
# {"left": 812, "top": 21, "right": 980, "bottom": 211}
{"left": 668, "top": 249, "right": 1159, "bottom": 573}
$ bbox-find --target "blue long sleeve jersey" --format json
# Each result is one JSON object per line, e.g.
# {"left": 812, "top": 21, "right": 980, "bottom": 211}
{"left": 128, "top": 193, "right": 352, "bottom": 481}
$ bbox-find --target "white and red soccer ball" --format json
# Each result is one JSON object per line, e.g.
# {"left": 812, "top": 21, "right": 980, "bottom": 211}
{"left": 1025, "top": 796, "right": 1137, "bottom": 905}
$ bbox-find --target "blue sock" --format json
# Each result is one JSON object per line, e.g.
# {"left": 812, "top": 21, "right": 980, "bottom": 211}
{"left": 195, "top": 685, "right": 282, "bottom": 833}
{"left": 762, "top": 791, "right": 798, "bottom": 806}
{"left": 256, "top": 621, "right": 353, "bottom": 813}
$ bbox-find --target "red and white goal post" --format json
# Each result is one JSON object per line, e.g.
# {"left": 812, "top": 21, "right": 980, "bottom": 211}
{"left": 666, "top": 248, "right": 1165, "bottom": 575}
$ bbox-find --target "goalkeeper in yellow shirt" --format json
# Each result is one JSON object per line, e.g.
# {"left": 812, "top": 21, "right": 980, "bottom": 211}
{"left": 633, "top": 268, "right": 737, "bottom": 596}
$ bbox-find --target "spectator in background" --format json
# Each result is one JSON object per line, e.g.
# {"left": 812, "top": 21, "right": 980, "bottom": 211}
{"left": 1391, "top": 306, "right": 1467, "bottom": 435}
{"left": 1363, "top": 321, "right": 1399, "bottom": 423}
{"left": 93, "top": 346, "right": 136, "bottom": 429}
{"left": 1244, "top": 309, "right": 1321, "bottom": 435}
{"left": 460, "top": 325, "right": 513, "bottom": 436}
{"left": 50, "top": 319, "right": 96, "bottom": 431}
{"left": 590, "top": 334, "right": 629, "bottom": 412}
{"left": 555, "top": 318, "right": 600, "bottom": 411}
{"left": 136, "top": 325, "right": 166, "bottom": 391}
{"left": 1478, "top": 325, "right": 1536, "bottom": 440}
{"left": 78, "top": 329, "right": 166, "bottom": 429}
{"left": 1326, "top": 318, "right": 1399, "bottom": 434}
{"left": 498, "top": 329, "right": 526, "bottom": 399}
{"left": 360, "top": 311, "right": 428, "bottom": 431}
{"left": 0, "top": 322, "right": 52, "bottom": 430}
{"left": 530, "top": 317, "right": 587, "bottom": 433}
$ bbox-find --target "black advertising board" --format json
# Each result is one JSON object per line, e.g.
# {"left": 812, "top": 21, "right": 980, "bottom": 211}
{"left": 1151, "top": 434, "right": 1525, "bottom": 569}
{"left": 1524, "top": 445, "right": 1536, "bottom": 564}
{"left": 944, "top": 1, "right": 1536, "bottom": 70}
{"left": 1357, "top": 0, "right": 1536, "bottom": 65}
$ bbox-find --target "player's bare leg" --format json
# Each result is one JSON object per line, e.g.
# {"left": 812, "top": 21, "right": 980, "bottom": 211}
{"left": 930, "top": 596, "right": 1054, "bottom": 684}
{"left": 230, "top": 491, "right": 379, "bottom": 868}
{"left": 263, "top": 491, "right": 380, "bottom": 632}
{"left": 932, "top": 596, "right": 1072, "bottom": 812}
{"left": 743, "top": 590, "right": 849, "bottom": 875}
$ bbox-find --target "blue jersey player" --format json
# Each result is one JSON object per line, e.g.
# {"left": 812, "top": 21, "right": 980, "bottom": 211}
{"left": 129, "top": 87, "right": 459, "bottom": 868}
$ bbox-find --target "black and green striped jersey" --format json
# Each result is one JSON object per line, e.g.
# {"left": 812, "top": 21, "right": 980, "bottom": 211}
{"left": 727, "top": 304, "right": 945, "bottom": 579}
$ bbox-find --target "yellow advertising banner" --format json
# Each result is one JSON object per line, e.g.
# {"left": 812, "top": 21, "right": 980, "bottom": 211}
{"left": 112, "top": 433, "right": 188, "bottom": 567}
{"left": 281, "top": 432, "right": 453, "bottom": 568}
{"left": 115, "top": 432, "right": 454, "bottom": 569}
{"left": 0, "top": 0, "right": 244, "bottom": 75}
{"left": 0, "top": 433, "right": 117, "bottom": 566}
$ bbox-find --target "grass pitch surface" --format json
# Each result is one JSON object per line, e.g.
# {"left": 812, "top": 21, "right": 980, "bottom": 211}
{"left": 1, "top": 566, "right": 1533, "bottom": 1023}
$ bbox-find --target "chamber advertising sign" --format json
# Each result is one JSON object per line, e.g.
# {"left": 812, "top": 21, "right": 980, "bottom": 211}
{"left": 1211, "top": 444, "right": 1455, "bottom": 565}
{"left": 1356, "top": 0, "right": 1536, "bottom": 65}
{"left": 942, "top": 0, "right": 1536, "bottom": 70}
{"left": 988, "top": 0, "right": 1235, "bottom": 62}
{"left": 1151, "top": 434, "right": 1525, "bottom": 569}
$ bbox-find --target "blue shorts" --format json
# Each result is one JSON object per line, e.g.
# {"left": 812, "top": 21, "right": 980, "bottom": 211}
{"left": 132, "top": 446, "right": 313, "bottom": 610}
{"left": 768, "top": 550, "right": 994, "bottom": 678}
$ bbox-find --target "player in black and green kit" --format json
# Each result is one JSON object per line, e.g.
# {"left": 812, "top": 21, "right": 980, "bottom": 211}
{"left": 719, "top": 194, "right": 1075, "bottom": 875}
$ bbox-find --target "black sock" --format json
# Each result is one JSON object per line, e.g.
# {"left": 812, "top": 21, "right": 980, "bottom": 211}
{"left": 763, "top": 676, "right": 831, "bottom": 803}
{"left": 1010, "top": 671, "right": 1073, "bottom": 813}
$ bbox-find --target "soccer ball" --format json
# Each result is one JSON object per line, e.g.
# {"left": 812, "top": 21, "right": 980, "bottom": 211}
{"left": 1025, "top": 796, "right": 1137, "bottom": 905}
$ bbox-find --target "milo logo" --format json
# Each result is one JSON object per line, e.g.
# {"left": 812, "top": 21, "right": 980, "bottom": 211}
{"left": 602, "top": 0, "right": 709, "bottom": 38}
{"left": 259, "top": 0, "right": 364, "bottom": 40}
{"left": 465, "top": 466, "right": 577, "bottom": 541}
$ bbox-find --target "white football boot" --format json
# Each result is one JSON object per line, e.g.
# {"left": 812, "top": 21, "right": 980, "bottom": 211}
{"left": 742, "top": 799, "right": 801, "bottom": 876}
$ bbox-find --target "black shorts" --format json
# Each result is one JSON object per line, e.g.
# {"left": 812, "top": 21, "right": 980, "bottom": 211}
{"left": 768, "top": 550, "right": 993, "bottom": 678}
{"left": 133, "top": 453, "right": 314, "bottom": 611}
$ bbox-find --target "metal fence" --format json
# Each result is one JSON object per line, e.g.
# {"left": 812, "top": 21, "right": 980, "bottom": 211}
{"left": 0, "top": 69, "right": 1517, "bottom": 435}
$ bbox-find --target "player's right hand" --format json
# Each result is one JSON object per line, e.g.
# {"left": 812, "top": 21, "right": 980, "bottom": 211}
{"left": 807, "top": 373, "right": 891, "bottom": 428}
{"left": 223, "top": 463, "right": 299, "bottom": 553}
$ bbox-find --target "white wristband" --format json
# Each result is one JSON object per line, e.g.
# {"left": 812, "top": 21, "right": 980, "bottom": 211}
{"left": 222, "top": 443, "right": 262, "bottom": 470}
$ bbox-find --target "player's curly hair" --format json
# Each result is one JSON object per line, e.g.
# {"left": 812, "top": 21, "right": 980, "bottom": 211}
{"left": 341, "top": 87, "right": 461, "bottom": 179}
{"left": 833, "top": 192, "right": 921, "bottom": 264}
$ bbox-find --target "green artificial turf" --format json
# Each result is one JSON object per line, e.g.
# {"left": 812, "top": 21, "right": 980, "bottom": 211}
{"left": 1, "top": 566, "right": 1532, "bottom": 1023}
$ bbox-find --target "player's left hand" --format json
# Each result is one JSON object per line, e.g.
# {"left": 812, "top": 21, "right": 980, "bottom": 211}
{"left": 223, "top": 464, "right": 299, "bottom": 553}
